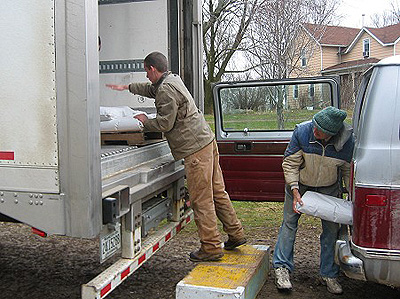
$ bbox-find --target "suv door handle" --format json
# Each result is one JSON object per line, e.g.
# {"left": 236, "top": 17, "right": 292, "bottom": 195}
{"left": 235, "top": 142, "right": 252, "bottom": 151}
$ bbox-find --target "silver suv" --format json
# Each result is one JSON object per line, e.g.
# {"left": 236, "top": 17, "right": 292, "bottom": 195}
{"left": 335, "top": 55, "right": 400, "bottom": 288}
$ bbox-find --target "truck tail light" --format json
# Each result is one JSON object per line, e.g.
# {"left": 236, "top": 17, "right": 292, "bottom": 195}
{"left": 352, "top": 187, "right": 399, "bottom": 249}
{"left": 365, "top": 195, "right": 387, "bottom": 206}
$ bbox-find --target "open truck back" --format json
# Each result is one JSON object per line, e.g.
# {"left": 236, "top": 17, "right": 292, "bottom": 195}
{"left": 0, "top": 0, "right": 203, "bottom": 297}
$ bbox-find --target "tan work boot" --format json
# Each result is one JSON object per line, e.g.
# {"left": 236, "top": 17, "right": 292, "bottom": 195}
{"left": 189, "top": 250, "right": 224, "bottom": 262}
{"left": 223, "top": 238, "right": 247, "bottom": 250}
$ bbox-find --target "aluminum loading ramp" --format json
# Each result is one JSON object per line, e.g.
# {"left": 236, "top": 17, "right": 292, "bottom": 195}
{"left": 176, "top": 245, "right": 270, "bottom": 299}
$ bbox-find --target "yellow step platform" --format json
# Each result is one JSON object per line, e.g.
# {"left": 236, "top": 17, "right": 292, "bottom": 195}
{"left": 176, "top": 245, "right": 270, "bottom": 299}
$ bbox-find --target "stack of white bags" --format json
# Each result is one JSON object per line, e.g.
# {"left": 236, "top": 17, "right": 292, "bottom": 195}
{"left": 100, "top": 106, "right": 156, "bottom": 132}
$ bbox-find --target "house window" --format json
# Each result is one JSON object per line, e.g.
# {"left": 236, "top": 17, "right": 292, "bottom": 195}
{"left": 309, "top": 84, "right": 315, "bottom": 98}
{"left": 293, "top": 85, "right": 299, "bottom": 99}
{"left": 301, "top": 48, "right": 307, "bottom": 67}
{"left": 363, "top": 39, "right": 370, "bottom": 58}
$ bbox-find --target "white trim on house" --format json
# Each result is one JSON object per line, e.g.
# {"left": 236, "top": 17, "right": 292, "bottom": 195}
{"left": 321, "top": 63, "right": 376, "bottom": 75}
{"left": 320, "top": 43, "right": 348, "bottom": 47}
{"left": 345, "top": 27, "right": 395, "bottom": 54}
{"left": 320, "top": 44, "right": 323, "bottom": 71}
{"left": 300, "top": 24, "right": 321, "bottom": 45}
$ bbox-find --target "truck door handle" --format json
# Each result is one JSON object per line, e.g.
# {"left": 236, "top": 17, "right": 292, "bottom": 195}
{"left": 235, "top": 142, "right": 252, "bottom": 151}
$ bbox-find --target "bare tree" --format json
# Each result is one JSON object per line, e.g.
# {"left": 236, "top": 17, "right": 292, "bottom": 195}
{"left": 202, "top": 0, "right": 262, "bottom": 113}
{"left": 391, "top": 0, "right": 400, "bottom": 21}
{"left": 247, "top": 0, "right": 339, "bottom": 79}
{"left": 370, "top": 0, "right": 400, "bottom": 27}
{"left": 244, "top": 0, "right": 340, "bottom": 128}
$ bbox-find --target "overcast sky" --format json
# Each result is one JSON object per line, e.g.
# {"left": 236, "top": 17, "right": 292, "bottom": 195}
{"left": 338, "top": 0, "right": 394, "bottom": 27}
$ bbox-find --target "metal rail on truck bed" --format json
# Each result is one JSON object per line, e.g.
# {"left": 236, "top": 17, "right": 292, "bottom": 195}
{"left": 99, "top": 141, "right": 187, "bottom": 262}
{"left": 88, "top": 140, "right": 191, "bottom": 299}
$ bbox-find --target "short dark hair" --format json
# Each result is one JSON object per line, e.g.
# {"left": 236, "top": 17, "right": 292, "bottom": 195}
{"left": 144, "top": 52, "right": 168, "bottom": 72}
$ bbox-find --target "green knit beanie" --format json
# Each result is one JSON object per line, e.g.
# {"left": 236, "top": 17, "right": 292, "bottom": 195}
{"left": 312, "top": 106, "right": 347, "bottom": 136}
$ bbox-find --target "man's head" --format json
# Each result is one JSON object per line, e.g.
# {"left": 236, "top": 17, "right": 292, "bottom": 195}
{"left": 144, "top": 52, "right": 168, "bottom": 84}
{"left": 312, "top": 106, "right": 347, "bottom": 139}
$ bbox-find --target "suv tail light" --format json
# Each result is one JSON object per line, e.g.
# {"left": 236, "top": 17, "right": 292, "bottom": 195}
{"left": 365, "top": 195, "right": 387, "bottom": 206}
{"left": 353, "top": 187, "right": 400, "bottom": 250}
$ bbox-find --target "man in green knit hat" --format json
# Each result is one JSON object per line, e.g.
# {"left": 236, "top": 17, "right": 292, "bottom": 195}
{"left": 272, "top": 106, "right": 354, "bottom": 295}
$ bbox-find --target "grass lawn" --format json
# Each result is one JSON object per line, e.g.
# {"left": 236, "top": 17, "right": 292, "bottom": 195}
{"left": 182, "top": 201, "right": 320, "bottom": 236}
{"left": 204, "top": 109, "right": 353, "bottom": 133}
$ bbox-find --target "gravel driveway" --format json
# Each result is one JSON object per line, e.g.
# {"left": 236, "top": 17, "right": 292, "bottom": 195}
{"left": 0, "top": 219, "right": 399, "bottom": 299}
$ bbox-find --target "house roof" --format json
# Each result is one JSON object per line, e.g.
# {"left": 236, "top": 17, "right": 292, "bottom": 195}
{"left": 322, "top": 57, "right": 380, "bottom": 73}
{"left": 365, "top": 23, "right": 400, "bottom": 44}
{"left": 303, "top": 23, "right": 360, "bottom": 46}
{"left": 345, "top": 23, "right": 400, "bottom": 53}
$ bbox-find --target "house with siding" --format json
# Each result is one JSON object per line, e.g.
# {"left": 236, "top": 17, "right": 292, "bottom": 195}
{"left": 293, "top": 22, "right": 400, "bottom": 108}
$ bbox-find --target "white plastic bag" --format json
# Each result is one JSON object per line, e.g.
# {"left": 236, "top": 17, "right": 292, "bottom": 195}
{"left": 100, "top": 116, "right": 144, "bottom": 132}
{"left": 100, "top": 106, "right": 136, "bottom": 121}
{"left": 296, "top": 191, "right": 353, "bottom": 225}
{"left": 99, "top": 106, "right": 156, "bottom": 132}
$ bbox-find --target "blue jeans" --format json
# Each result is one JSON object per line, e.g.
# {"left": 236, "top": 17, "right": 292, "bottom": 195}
{"left": 272, "top": 183, "right": 340, "bottom": 278}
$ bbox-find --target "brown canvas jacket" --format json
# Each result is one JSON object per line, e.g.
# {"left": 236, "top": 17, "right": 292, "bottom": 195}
{"left": 128, "top": 73, "right": 214, "bottom": 160}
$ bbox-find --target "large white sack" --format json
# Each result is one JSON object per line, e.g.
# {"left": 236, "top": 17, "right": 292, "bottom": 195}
{"left": 296, "top": 191, "right": 353, "bottom": 225}
{"left": 100, "top": 106, "right": 156, "bottom": 120}
{"left": 100, "top": 106, "right": 156, "bottom": 132}
{"left": 100, "top": 116, "right": 144, "bottom": 132}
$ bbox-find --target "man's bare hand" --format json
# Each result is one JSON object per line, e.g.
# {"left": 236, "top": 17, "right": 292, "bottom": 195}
{"left": 134, "top": 113, "right": 148, "bottom": 124}
{"left": 106, "top": 84, "right": 129, "bottom": 91}
{"left": 292, "top": 188, "right": 303, "bottom": 214}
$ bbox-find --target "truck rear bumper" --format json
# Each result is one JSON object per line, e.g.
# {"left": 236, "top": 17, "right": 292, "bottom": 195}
{"left": 351, "top": 242, "right": 400, "bottom": 288}
{"left": 335, "top": 240, "right": 366, "bottom": 281}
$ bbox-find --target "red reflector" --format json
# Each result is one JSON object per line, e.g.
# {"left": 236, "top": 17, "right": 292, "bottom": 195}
{"left": 121, "top": 267, "right": 130, "bottom": 280}
{"left": 32, "top": 227, "right": 47, "bottom": 237}
{"left": 366, "top": 195, "right": 387, "bottom": 206}
{"left": 186, "top": 216, "right": 191, "bottom": 223}
{"left": 100, "top": 283, "right": 111, "bottom": 297}
{"left": 176, "top": 224, "right": 182, "bottom": 233}
{"left": 165, "top": 232, "right": 171, "bottom": 241}
{"left": 138, "top": 254, "right": 146, "bottom": 265}
{"left": 153, "top": 243, "right": 159, "bottom": 252}
{"left": 0, "top": 151, "right": 14, "bottom": 160}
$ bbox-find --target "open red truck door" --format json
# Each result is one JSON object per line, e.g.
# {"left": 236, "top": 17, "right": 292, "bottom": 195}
{"left": 212, "top": 77, "right": 340, "bottom": 201}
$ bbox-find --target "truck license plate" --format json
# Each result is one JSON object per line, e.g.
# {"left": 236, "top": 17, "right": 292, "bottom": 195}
{"left": 100, "top": 226, "right": 121, "bottom": 262}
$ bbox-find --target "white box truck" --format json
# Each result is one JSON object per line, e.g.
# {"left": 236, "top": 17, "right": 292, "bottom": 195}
{"left": 0, "top": 0, "right": 203, "bottom": 298}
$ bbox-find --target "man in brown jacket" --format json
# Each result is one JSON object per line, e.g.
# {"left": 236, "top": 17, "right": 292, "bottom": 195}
{"left": 106, "top": 52, "right": 246, "bottom": 262}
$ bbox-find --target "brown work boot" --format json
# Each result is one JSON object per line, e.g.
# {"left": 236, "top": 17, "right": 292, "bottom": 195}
{"left": 189, "top": 250, "right": 224, "bottom": 262}
{"left": 223, "top": 238, "right": 247, "bottom": 250}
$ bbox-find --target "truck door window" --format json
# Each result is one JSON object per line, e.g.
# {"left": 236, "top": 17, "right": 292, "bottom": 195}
{"left": 218, "top": 82, "right": 333, "bottom": 132}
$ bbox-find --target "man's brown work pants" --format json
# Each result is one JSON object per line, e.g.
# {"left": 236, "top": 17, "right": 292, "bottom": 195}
{"left": 184, "top": 140, "right": 245, "bottom": 254}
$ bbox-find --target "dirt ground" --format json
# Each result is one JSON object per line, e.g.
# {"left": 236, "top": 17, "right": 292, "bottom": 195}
{"left": 0, "top": 220, "right": 399, "bottom": 299}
